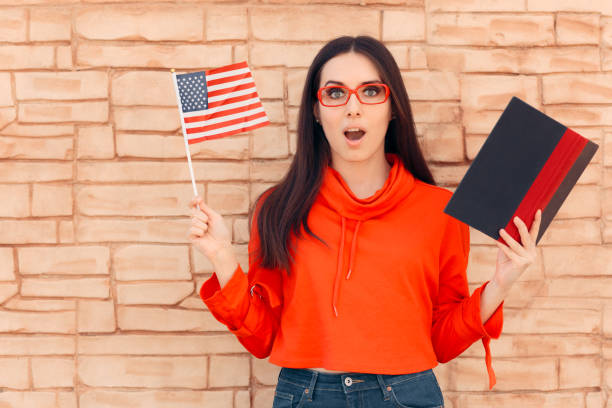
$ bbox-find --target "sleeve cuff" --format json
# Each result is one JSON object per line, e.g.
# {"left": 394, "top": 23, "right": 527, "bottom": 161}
{"left": 472, "top": 281, "right": 504, "bottom": 340}
{"left": 199, "top": 264, "right": 248, "bottom": 328}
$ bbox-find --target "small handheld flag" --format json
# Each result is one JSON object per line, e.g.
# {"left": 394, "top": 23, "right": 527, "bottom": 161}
{"left": 171, "top": 61, "right": 270, "bottom": 197}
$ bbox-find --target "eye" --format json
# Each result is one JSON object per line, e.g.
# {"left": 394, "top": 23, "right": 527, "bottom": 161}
{"left": 326, "top": 87, "right": 346, "bottom": 99}
{"left": 363, "top": 85, "right": 382, "bottom": 96}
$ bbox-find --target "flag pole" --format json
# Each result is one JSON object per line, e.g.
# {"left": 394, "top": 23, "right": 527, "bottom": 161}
{"left": 171, "top": 69, "right": 199, "bottom": 199}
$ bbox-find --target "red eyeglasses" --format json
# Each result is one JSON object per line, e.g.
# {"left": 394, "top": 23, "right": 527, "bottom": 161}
{"left": 317, "top": 83, "right": 390, "bottom": 107}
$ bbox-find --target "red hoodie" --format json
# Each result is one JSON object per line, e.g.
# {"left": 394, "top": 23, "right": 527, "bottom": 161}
{"left": 201, "top": 152, "right": 504, "bottom": 389}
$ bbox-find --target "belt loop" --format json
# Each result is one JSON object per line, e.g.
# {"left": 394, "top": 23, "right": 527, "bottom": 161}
{"left": 304, "top": 369, "right": 318, "bottom": 402}
{"left": 376, "top": 374, "right": 391, "bottom": 401}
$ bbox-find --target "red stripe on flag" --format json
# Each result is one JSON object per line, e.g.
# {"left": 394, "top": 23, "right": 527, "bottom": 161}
{"left": 206, "top": 71, "right": 252, "bottom": 87}
{"left": 183, "top": 102, "right": 263, "bottom": 124}
{"left": 207, "top": 82, "right": 254, "bottom": 98}
{"left": 501, "top": 128, "right": 587, "bottom": 244}
{"left": 205, "top": 92, "right": 258, "bottom": 109}
{"left": 188, "top": 120, "right": 270, "bottom": 145}
{"left": 185, "top": 111, "right": 268, "bottom": 134}
{"left": 205, "top": 61, "right": 248, "bottom": 76}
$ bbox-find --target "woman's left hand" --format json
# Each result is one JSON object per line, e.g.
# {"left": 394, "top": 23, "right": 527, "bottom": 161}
{"left": 493, "top": 209, "right": 542, "bottom": 294}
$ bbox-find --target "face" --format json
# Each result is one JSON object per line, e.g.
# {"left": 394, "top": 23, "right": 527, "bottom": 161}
{"left": 314, "top": 52, "right": 393, "bottom": 168}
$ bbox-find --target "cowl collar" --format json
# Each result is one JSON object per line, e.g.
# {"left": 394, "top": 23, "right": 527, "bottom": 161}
{"left": 318, "top": 152, "right": 416, "bottom": 317}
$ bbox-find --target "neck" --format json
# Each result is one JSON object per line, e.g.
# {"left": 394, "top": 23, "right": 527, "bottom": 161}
{"left": 330, "top": 153, "right": 392, "bottom": 199}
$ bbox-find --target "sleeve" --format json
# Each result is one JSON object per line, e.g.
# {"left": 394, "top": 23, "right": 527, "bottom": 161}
{"left": 430, "top": 214, "right": 504, "bottom": 390}
{"left": 199, "top": 195, "right": 283, "bottom": 359}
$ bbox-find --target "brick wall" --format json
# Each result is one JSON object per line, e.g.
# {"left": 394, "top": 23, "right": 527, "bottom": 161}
{"left": 0, "top": 1, "right": 610, "bottom": 407}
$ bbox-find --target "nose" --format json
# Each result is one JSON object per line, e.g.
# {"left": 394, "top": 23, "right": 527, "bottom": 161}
{"left": 345, "top": 92, "right": 362, "bottom": 117}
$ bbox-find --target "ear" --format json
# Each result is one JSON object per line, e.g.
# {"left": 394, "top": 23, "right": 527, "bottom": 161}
{"left": 313, "top": 102, "right": 320, "bottom": 122}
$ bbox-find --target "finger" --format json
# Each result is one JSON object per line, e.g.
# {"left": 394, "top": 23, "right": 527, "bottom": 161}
{"left": 499, "top": 228, "right": 529, "bottom": 257}
{"left": 189, "top": 226, "right": 204, "bottom": 238}
{"left": 495, "top": 240, "right": 522, "bottom": 263}
{"left": 197, "top": 200, "right": 219, "bottom": 220}
{"left": 192, "top": 209, "right": 209, "bottom": 223}
{"left": 190, "top": 196, "right": 204, "bottom": 209}
{"left": 191, "top": 218, "right": 208, "bottom": 231}
{"left": 513, "top": 216, "right": 534, "bottom": 249}
{"left": 529, "top": 209, "right": 542, "bottom": 243}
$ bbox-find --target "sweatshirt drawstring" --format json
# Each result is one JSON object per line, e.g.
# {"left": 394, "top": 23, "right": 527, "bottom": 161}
{"left": 332, "top": 216, "right": 362, "bottom": 317}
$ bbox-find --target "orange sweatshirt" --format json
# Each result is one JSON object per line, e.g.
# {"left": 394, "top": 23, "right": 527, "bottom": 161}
{"left": 201, "top": 153, "right": 504, "bottom": 389}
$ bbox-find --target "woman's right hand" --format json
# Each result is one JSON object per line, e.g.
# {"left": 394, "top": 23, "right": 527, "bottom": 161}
{"left": 189, "top": 196, "right": 233, "bottom": 263}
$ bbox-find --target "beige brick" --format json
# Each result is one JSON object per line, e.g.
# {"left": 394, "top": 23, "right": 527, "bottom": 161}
{"left": 528, "top": 0, "right": 612, "bottom": 15}
{"left": 77, "top": 125, "right": 114, "bottom": 159}
{"left": 57, "top": 45, "right": 73, "bottom": 69}
{"left": 410, "top": 45, "right": 427, "bottom": 69}
{"left": 429, "top": 164, "right": 469, "bottom": 186}
{"left": 428, "top": 14, "right": 554, "bottom": 46}
{"left": 59, "top": 220, "right": 74, "bottom": 243}
{"left": 261, "top": 100, "right": 285, "bottom": 124}
{"left": 402, "top": 71, "right": 460, "bottom": 101}
{"left": 206, "top": 6, "right": 247, "bottom": 41}
{"left": 77, "top": 44, "right": 232, "bottom": 69}
{"left": 118, "top": 307, "right": 225, "bottom": 331}
{"left": 604, "top": 48, "right": 612, "bottom": 71}
{"left": 15, "top": 71, "right": 107, "bottom": 100}
{"left": 287, "top": 69, "right": 307, "bottom": 107}
{"left": 0, "top": 46, "right": 54, "bottom": 70}
{"left": 0, "top": 335, "right": 74, "bottom": 355}
{"left": 586, "top": 392, "right": 604, "bottom": 408}
{"left": 32, "top": 183, "right": 73, "bottom": 216}
{"left": 453, "top": 357, "right": 557, "bottom": 391}
{"left": 412, "top": 102, "right": 460, "bottom": 123}
{"left": 0, "top": 248, "right": 15, "bottom": 280}
{"left": 0, "top": 357, "right": 29, "bottom": 389}
{"left": 520, "top": 46, "right": 599, "bottom": 73}
{"left": 32, "top": 357, "right": 74, "bottom": 388}
{"left": 0, "top": 282, "right": 18, "bottom": 303}
{"left": 233, "top": 44, "right": 248, "bottom": 64}
{"left": 543, "top": 246, "right": 612, "bottom": 277}
{"left": 114, "top": 106, "right": 178, "bottom": 131}
{"left": 251, "top": 7, "right": 378, "bottom": 41}
{"left": 0, "top": 136, "right": 73, "bottom": 160}
{"left": 253, "top": 389, "right": 275, "bottom": 408}
{"left": 382, "top": 9, "right": 425, "bottom": 41}
{"left": 0, "top": 184, "right": 29, "bottom": 217}
{"left": 428, "top": 0, "right": 524, "bottom": 11}
{"left": 78, "top": 334, "right": 242, "bottom": 355}
{"left": 0, "top": 310, "right": 75, "bottom": 333}
{"left": 114, "top": 245, "right": 190, "bottom": 281}
{"left": 0, "top": 123, "right": 74, "bottom": 137}
{"left": 559, "top": 356, "right": 601, "bottom": 388}
{"left": 78, "top": 299, "right": 115, "bottom": 333}
{"left": 455, "top": 392, "right": 584, "bottom": 408}
{"left": 77, "top": 184, "right": 193, "bottom": 216}
{"left": 604, "top": 17, "right": 612, "bottom": 47}
{"left": 112, "top": 71, "right": 174, "bottom": 106}
{"left": 0, "top": 73, "right": 12, "bottom": 106}
{"left": 0, "top": 220, "right": 56, "bottom": 244}
{"left": 461, "top": 75, "right": 538, "bottom": 110}
{"left": 76, "top": 7, "right": 203, "bottom": 41}
{"left": 547, "top": 278, "right": 612, "bottom": 298}
{"left": 420, "top": 124, "right": 463, "bottom": 162}
{"left": 19, "top": 246, "right": 109, "bottom": 275}
{"left": 543, "top": 74, "right": 612, "bottom": 104}
{"left": 504, "top": 308, "right": 599, "bottom": 334}
{"left": 0, "top": 9, "right": 27, "bottom": 42}
{"left": 21, "top": 277, "right": 110, "bottom": 298}
{"left": 19, "top": 101, "right": 108, "bottom": 123}
{"left": 466, "top": 334, "right": 600, "bottom": 357}
{"left": 386, "top": 44, "right": 410, "bottom": 70}
{"left": 79, "top": 356, "right": 207, "bottom": 388}
{"left": 192, "top": 250, "right": 214, "bottom": 274}
{"left": 77, "top": 161, "right": 248, "bottom": 182}
{"left": 0, "top": 107, "right": 15, "bottom": 128}
{"left": 557, "top": 14, "right": 600, "bottom": 45}
{"left": 209, "top": 355, "right": 250, "bottom": 387}
{"left": 252, "top": 358, "right": 281, "bottom": 386}
{"left": 207, "top": 183, "right": 249, "bottom": 215}
{"left": 539, "top": 219, "right": 601, "bottom": 245}
{"left": 252, "top": 126, "right": 289, "bottom": 159}
{"left": 250, "top": 43, "right": 321, "bottom": 68}
{"left": 252, "top": 69, "right": 283, "bottom": 99}
{"left": 30, "top": 8, "right": 71, "bottom": 41}
{"left": 80, "top": 390, "right": 232, "bottom": 408}
{"left": 465, "top": 135, "right": 485, "bottom": 159}
{"left": 545, "top": 105, "right": 612, "bottom": 127}
{"left": 556, "top": 185, "right": 600, "bottom": 218}
{"left": 117, "top": 282, "right": 193, "bottom": 305}
{"left": 5, "top": 298, "right": 75, "bottom": 311}
{"left": 76, "top": 218, "right": 189, "bottom": 243}
{"left": 233, "top": 217, "right": 249, "bottom": 244}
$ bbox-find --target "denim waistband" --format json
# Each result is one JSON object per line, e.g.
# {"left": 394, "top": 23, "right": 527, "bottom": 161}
{"left": 278, "top": 367, "right": 435, "bottom": 393}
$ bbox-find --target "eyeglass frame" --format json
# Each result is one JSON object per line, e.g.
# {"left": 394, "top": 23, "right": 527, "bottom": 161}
{"left": 316, "top": 83, "right": 391, "bottom": 107}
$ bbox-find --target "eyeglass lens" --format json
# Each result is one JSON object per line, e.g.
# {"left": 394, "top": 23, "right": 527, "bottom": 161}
{"left": 320, "top": 84, "right": 387, "bottom": 106}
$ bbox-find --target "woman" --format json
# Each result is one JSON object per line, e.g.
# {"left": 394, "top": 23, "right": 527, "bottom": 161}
{"left": 190, "top": 35, "right": 541, "bottom": 408}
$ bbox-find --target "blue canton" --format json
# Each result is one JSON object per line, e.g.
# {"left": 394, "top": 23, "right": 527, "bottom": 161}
{"left": 176, "top": 71, "right": 208, "bottom": 113}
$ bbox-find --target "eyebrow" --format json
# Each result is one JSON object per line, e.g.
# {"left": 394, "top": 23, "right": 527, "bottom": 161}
{"left": 323, "top": 80, "right": 381, "bottom": 86}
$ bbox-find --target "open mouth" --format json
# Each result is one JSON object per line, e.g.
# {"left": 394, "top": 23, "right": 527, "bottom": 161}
{"left": 344, "top": 130, "right": 366, "bottom": 141}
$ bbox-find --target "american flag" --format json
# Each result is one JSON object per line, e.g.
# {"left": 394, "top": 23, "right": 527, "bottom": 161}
{"left": 173, "top": 61, "right": 270, "bottom": 144}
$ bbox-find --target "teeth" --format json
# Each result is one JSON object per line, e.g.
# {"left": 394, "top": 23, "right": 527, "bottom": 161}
{"left": 345, "top": 128, "right": 363, "bottom": 132}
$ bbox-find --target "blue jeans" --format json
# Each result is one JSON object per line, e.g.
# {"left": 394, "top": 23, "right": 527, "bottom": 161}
{"left": 272, "top": 367, "right": 444, "bottom": 408}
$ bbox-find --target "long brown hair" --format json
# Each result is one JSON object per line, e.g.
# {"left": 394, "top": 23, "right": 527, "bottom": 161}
{"left": 249, "top": 35, "right": 435, "bottom": 272}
